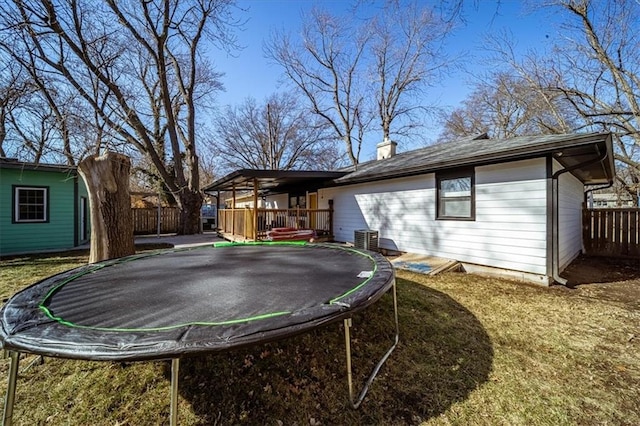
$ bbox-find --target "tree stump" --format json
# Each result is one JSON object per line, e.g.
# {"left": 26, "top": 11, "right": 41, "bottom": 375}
{"left": 78, "top": 152, "right": 135, "bottom": 263}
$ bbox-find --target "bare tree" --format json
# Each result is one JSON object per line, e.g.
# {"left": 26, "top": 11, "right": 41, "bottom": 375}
{"left": 1, "top": 0, "right": 237, "bottom": 238}
{"left": 485, "top": 0, "right": 640, "bottom": 203}
{"left": 0, "top": 54, "right": 34, "bottom": 159}
{"left": 266, "top": 7, "right": 373, "bottom": 166}
{"left": 554, "top": 0, "right": 640, "bottom": 202}
{"left": 212, "top": 92, "right": 340, "bottom": 172}
{"left": 370, "top": 0, "right": 453, "bottom": 143}
{"left": 440, "top": 72, "right": 577, "bottom": 140}
{"left": 266, "top": 2, "right": 458, "bottom": 165}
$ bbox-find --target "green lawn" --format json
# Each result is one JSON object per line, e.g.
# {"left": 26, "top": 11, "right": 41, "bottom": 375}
{"left": 0, "top": 252, "right": 638, "bottom": 425}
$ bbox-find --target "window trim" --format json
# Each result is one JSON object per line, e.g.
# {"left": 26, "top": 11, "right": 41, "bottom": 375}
{"left": 12, "top": 185, "right": 50, "bottom": 223}
{"left": 288, "top": 192, "right": 307, "bottom": 209}
{"left": 436, "top": 168, "right": 475, "bottom": 221}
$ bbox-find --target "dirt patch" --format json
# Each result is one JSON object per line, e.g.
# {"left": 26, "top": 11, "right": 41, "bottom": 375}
{"left": 560, "top": 255, "right": 640, "bottom": 309}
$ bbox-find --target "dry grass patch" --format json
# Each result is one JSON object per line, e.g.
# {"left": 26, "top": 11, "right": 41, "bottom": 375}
{"left": 0, "top": 252, "right": 638, "bottom": 425}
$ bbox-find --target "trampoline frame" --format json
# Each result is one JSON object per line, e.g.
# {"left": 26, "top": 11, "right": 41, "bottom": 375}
{"left": 1, "top": 243, "right": 399, "bottom": 425}
{"left": 2, "top": 281, "right": 398, "bottom": 425}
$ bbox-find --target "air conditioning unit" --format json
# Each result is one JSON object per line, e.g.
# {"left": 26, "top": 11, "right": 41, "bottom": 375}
{"left": 354, "top": 229, "right": 379, "bottom": 252}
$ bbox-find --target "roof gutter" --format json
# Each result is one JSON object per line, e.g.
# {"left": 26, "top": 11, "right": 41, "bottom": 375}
{"left": 550, "top": 147, "right": 610, "bottom": 285}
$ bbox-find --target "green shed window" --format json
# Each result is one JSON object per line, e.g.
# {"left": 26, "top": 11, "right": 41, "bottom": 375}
{"left": 14, "top": 186, "right": 48, "bottom": 223}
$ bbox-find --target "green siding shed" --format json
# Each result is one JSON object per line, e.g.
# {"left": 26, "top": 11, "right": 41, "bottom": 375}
{"left": 0, "top": 159, "right": 90, "bottom": 256}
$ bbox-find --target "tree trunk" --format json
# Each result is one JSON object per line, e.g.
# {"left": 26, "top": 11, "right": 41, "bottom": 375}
{"left": 177, "top": 189, "right": 203, "bottom": 235}
{"left": 78, "top": 152, "right": 135, "bottom": 263}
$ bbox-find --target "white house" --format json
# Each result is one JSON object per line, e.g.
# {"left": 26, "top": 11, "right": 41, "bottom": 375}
{"left": 204, "top": 132, "right": 615, "bottom": 285}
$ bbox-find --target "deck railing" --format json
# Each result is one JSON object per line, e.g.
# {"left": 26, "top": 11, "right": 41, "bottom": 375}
{"left": 218, "top": 207, "right": 333, "bottom": 241}
{"left": 583, "top": 208, "right": 639, "bottom": 258}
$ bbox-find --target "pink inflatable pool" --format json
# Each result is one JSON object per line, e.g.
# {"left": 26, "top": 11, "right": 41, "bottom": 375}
{"left": 266, "top": 227, "right": 315, "bottom": 241}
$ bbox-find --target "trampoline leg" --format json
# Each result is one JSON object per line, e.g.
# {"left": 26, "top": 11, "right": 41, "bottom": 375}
{"left": 170, "top": 358, "right": 180, "bottom": 426}
{"left": 343, "top": 280, "right": 399, "bottom": 409}
{"left": 3, "top": 351, "right": 20, "bottom": 426}
{"left": 343, "top": 318, "right": 355, "bottom": 404}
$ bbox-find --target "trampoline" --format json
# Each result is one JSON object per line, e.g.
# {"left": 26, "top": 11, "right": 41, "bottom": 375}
{"left": 1, "top": 242, "right": 398, "bottom": 425}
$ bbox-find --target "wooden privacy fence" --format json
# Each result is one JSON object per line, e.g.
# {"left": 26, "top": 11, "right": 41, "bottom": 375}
{"left": 132, "top": 207, "right": 179, "bottom": 235}
{"left": 583, "top": 208, "right": 639, "bottom": 258}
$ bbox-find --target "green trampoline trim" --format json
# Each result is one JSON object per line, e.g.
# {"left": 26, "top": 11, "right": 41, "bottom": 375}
{"left": 38, "top": 242, "right": 379, "bottom": 333}
{"left": 39, "top": 308, "right": 292, "bottom": 333}
{"left": 212, "top": 240, "right": 308, "bottom": 248}
{"left": 328, "top": 246, "right": 378, "bottom": 304}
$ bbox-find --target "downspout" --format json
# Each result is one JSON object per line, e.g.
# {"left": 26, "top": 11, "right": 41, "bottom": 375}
{"left": 583, "top": 182, "right": 614, "bottom": 208}
{"left": 550, "top": 149, "right": 609, "bottom": 285}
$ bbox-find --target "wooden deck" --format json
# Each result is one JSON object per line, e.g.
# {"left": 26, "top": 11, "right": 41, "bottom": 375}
{"left": 218, "top": 207, "right": 334, "bottom": 242}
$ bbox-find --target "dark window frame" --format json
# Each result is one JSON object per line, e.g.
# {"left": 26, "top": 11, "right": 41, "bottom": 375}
{"left": 436, "top": 168, "right": 475, "bottom": 221}
{"left": 12, "top": 185, "right": 50, "bottom": 223}
{"left": 288, "top": 193, "right": 307, "bottom": 209}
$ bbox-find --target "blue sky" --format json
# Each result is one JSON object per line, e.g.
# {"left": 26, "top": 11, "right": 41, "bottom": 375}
{"left": 211, "top": 1, "right": 560, "bottom": 159}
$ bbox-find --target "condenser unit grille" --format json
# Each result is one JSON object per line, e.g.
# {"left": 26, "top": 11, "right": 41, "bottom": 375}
{"left": 354, "top": 229, "right": 379, "bottom": 252}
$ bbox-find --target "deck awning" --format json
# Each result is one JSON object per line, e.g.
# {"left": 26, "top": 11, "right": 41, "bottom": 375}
{"left": 202, "top": 170, "right": 348, "bottom": 194}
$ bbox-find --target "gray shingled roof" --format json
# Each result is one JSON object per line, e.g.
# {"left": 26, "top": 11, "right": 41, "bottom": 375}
{"left": 202, "top": 132, "right": 615, "bottom": 194}
{"left": 334, "top": 132, "right": 614, "bottom": 185}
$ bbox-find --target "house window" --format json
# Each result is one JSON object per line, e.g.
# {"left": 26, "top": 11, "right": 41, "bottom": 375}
{"left": 437, "top": 169, "right": 475, "bottom": 220}
{"left": 289, "top": 193, "right": 306, "bottom": 208}
{"left": 13, "top": 186, "right": 48, "bottom": 223}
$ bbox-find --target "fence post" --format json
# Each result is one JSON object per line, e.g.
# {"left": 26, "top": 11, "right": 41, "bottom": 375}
{"left": 582, "top": 209, "right": 591, "bottom": 254}
{"left": 157, "top": 203, "right": 161, "bottom": 237}
{"left": 631, "top": 210, "right": 638, "bottom": 257}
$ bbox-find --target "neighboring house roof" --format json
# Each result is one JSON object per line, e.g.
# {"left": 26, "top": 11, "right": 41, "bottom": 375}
{"left": 203, "top": 132, "right": 615, "bottom": 194}
{"left": 334, "top": 132, "right": 614, "bottom": 186}
{"left": 0, "top": 157, "right": 77, "bottom": 174}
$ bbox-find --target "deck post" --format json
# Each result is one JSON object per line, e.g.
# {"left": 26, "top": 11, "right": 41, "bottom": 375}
{"left": 253, "top": 178, "right": 258, "bottom": 241}
{"left": 216, "top": 190, "right": 220, "bottom": 231}
{"left": 231, "top": 185, "right": 236, "bottom": 237}
{"left": 328, "top": 199, "right": 334, "bottom": 239}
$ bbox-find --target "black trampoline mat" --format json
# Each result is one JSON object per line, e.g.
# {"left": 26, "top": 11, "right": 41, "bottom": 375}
{"left": 1, "top": 242, "right": 395, "bottom": 360}
{"left": 43, "top": 243, "right": 376, "bottom": 330}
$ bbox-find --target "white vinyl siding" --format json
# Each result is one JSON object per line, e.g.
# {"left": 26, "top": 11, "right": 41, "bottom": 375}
{"left": 556, "top": 162, "right": 584, "bottom": 270}
{"left": 319, "top": 158, "right": 550, "bottom": 276}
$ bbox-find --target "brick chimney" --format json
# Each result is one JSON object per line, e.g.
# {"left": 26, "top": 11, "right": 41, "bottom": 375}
{"left": 376, "top": 138, "right": 397, "bottom": 160}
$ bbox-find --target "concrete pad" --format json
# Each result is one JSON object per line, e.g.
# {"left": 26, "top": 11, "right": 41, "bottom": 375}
{"left": 390, "top": 253, "right": 459, "bottom": 276}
